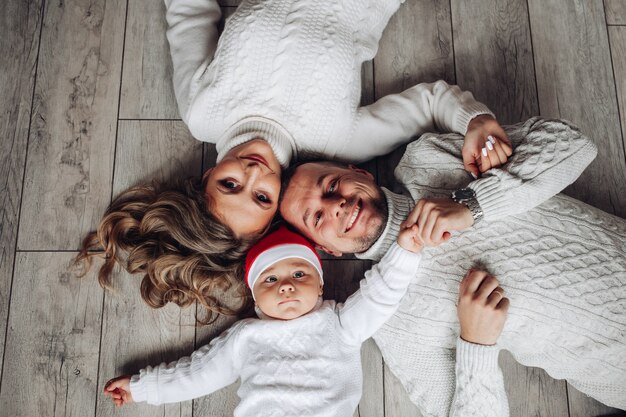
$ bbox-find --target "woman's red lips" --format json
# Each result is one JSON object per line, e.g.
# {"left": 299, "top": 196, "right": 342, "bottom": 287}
{"left": 242, "top": 154, "right": 270, "bottom": 169}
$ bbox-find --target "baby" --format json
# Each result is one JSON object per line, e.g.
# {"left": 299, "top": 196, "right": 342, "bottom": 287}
{"left": 103, "top": 226, "right": 509, "bottom": 416}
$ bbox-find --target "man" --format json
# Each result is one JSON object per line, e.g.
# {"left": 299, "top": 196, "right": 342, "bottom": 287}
{"left": 280, "top": 117, "right": 626, "bottom": 416}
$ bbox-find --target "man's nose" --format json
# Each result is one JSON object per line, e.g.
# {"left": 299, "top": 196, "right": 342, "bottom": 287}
{"left": 324, "top": 195, "right": 347, "bottom": 217}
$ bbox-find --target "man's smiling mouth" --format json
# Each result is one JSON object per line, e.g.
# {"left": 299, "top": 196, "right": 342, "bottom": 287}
{"left": 345, "top": 200, "right": 362, "bottom": 232}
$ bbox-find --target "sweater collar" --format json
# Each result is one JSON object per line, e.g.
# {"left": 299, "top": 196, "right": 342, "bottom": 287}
{"left": 216, "top": 116, "right": 297, "bottom": 169}
{"left": 356, "top": 188, "right": 414, "bottom": 262}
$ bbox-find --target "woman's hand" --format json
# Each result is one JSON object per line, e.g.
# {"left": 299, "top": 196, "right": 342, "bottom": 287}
{"left": 401, "top": 198, "right": 474, "bottom": 247}
{"left": 457, "top": 270, "right": 509, "bottom": 346}
{"left": 463, "top": 115, "right": 513, "bottom": 177}
{"left": 104, "top": 375, "right": 134, "bottom": 407}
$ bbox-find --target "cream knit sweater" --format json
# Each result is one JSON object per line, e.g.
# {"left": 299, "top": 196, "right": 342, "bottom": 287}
{"left": 165, "top": 0, "right": 494, "bottom": 167}
{"left": 129, "top": 244, "right": 509, "bottom": 416}
{"left": 357, "top": 118, "right": 626, "bottom": 416}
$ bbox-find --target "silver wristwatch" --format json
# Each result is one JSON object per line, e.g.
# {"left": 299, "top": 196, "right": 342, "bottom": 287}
{"left": 451, "top": 188, "right": 483, "bottom": 224}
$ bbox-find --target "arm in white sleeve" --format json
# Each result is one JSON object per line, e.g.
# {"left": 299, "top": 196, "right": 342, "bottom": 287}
{"left": 164, "top": 0, "right": 221, "bottom": 122}
{"left": 449, "top": 339, "right": 509, "bottom": 417}
{"left": 395, "top": 117, "right": 598, "bottom": 221}
{"left": 335, "top": 80, "right": 494, "bottom": 163}
{"left": 336, "top": 243, "right": 422, "bottom": 345}
{"left": 129, "top": 320, "right": 245, "bottom": 405}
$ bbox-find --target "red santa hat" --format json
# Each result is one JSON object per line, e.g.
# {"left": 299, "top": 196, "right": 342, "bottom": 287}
{"left": 245, "top": 226, "right": 323, "bottom": 298}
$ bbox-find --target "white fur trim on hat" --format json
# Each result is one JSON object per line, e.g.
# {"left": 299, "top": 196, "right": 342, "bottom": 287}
{"left": 247, "top": 244, "right": 324, "bottom": 300}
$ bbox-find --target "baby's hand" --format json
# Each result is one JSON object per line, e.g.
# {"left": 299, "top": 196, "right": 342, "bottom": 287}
{"left": 104, "top": 375, "right": 134, "bottom": 407}
{"left": 457, "top": 270, "right": 509, "bottom": 345}
{"left": 397, "top": 224, "right": 423, "bottom": 253}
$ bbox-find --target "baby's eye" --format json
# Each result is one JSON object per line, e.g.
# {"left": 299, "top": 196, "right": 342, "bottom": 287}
{"left": 264, "top": 276, "right": 277, "bottom": 283}
{"left": 314, "top": 211, "right": 322, "bottom": 227}
{"left": 293, "top": 271, "right": 305, "bottom": 279}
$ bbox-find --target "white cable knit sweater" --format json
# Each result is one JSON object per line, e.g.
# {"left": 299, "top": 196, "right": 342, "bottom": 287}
{"left": 357, "top": 117, "right": 626, "bottom": 416}
{"left": 165, "top": 0, "right": 494, "bottom": 167}
{"left": 128, "top": 244, "right": 510, "bottom": 416}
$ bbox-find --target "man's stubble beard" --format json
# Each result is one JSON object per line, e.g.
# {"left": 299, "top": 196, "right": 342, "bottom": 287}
{"left": 352, "top": 191, "right": 388, "bottom": 253}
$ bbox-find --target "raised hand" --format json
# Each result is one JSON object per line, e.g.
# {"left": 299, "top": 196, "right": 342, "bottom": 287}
{"left": 401, "top": 198, "right": 474, "bottom": 247}
{"left": 463, "top": 114, "right": 513, "bottom": 177}
{"left": 104, "top": 375, "right": 134, "bottom": 407}
{"left": 457, "top": 270, "right": 509, "bottom": 346}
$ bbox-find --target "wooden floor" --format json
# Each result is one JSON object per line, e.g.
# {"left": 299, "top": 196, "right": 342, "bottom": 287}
{"left": 1, "top": 0, "right": 625, "bottom": 416}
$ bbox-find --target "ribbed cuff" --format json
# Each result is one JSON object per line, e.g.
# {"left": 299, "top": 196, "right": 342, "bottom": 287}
{"left": 129, "top": 371, "right": 155, "bottom": 404}
{"left": 466, "top": 178, "right": 511, "bottom": 220}
{"left": 216, "top": 116, "right": 297, "bottom": 169}
{"left": 455, "top": 103, "right": 495, "bottom": 135}
{"left": 380, "top": 242, "right": 423, "bottom": 273}
{"left": 456, "top": 338, "right": 500, "bottom": 373}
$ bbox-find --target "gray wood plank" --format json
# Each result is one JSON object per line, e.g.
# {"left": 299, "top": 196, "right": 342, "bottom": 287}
{"left": 567, "top": 384, "right": 626, "bottom": 417}
{"left": 96, "top": 119, "right": 203, "bottom": 416}
{"left": 0, "top": 0, "right": 43, "bottom": 386}
{"left": 119, "top": 0, "right": 178, "bottom": 119}
{"left": 113, "top": 120, "right": 203, "bottom": 193}
{"left": 609, "top": 26, "right": 626, "bottom": 158}
{"left": 605, "top": 0, "right": 626, "bottom": 25}
{"left": 499, "top": 352, "right": 569, "bottom": 417}
{"left": 374, "top": 0, "right": 455, "bottom": 191}
{"left": 17, "top": 0, "right": 127, "bottom": 250}
{"left": 0, "top": 252, "right": 103, "bottom": 417}
{"left": 96, "top": 266, "right": 197, "bottom": 417}
{"left": 528, "top": 0, "right": 626, "bottom": 218}
{"left": 383, "top": 363, "right": 425, "bottom": 417}
{"left": 451, "top": 0, "right": 539, "bottom": 124}
{"left": 451, "top": 2, "right": 570, "bottom": 414}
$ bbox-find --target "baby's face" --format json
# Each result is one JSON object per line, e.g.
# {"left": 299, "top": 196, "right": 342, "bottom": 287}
{"left": 253, "top": 258, "right": 323, "bottom": 320}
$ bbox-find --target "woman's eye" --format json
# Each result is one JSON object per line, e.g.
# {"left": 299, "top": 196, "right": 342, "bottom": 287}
{"left": 293, "top": 271, "right": 305, "bottom": 279}
{"left": 328, "top": 180, "right": 337, "bottom": 193}
{"left": 221, "top": 180, "right": 238, "bottom": 190}
{"left": 256, "top": 193, "right": 271, "bottom": 203}
{"left": 264, "top": 276, "right": 277, "bottom": 283}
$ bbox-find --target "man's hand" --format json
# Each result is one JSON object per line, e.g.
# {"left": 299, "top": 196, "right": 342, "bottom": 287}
{"left": 104, "top": 375, "right": 134, "bottom": 407}
{"left": 397, "top": 224, "right": 424, "bottom": 253}
{"left": 464, "top": 114, "right": 513, "bottom": 177}
{"left": 458, "top": 270, "right": 509, "bottom": 346}
{"left": 401, "top": 198, "right": 474, "bottom": 247}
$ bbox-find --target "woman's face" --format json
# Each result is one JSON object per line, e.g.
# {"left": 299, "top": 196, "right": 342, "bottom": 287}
{"left": 205, "top": 139, "right": 281, "bottom": 237}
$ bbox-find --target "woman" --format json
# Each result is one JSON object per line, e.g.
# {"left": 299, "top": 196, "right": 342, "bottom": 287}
{"left": 78, "top": 0, "right": 510, "bottom": 323}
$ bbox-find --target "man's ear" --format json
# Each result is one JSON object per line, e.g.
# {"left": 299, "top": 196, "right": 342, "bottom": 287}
{"left": 347, "top": 164, "right": 374, "bottom": 180}
{"left": 315, "top": 244, "right": 343, "bottom": 257}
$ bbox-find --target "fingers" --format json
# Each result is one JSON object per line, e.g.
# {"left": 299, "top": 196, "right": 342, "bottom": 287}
{"left": 461, "top": 269, "right": 489, "bottom": 294}
{"left": 487, "top": 286, "right": 505, "bottom": 306}
{"left": 400, "top": 199, "right": 425, "bottom": 229}
{"left": 462, "top": 149, "right": 481, "bottom": 179}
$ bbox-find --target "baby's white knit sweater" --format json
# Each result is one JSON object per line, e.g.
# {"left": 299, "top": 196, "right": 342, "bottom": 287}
{"left": 129, "top": 244, "right": 508, "bottom": 416}
{"left": 358, "top": 118, "right": 626, "bottom": 416}
{"left": 165, "top": 0, "right": 494, "bottom": 167}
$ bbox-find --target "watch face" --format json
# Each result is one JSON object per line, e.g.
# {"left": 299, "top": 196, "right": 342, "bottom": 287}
{"left": 454, "top": 188, "right": 475, "bottom": 201}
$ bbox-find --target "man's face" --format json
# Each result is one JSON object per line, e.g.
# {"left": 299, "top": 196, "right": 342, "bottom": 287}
{"left": 279, "top": 163, "right": 387, "bottom": 255}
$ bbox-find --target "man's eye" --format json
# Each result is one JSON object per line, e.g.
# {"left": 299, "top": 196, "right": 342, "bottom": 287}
{"left": 264, "top": 276, "right": 277, "bottom": 283}
{"left": 221, "top": 180, "right": 238, "bottom": 189}
{"left": 293, "top": 271, "right": 305, "bottom": 279}
{"left": 256, "top": 193, "right": 271, "bottom": 203}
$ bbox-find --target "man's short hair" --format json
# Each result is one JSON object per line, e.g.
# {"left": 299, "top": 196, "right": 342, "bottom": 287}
{"left": 279, "top": 160, "right": 346, "bottom": 203}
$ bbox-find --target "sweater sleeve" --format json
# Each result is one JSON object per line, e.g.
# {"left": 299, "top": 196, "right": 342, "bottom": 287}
{"left": 335, "top": 80, "right": 494, "bottom": 163}
{"left": 336, "top": 243, "right": 422, "bottom": 345}
{"left": 164, "top": 0, "right": 221, "bottom": 122}
{"left": 449, "top": 339, "right": 509, "bottom": 417}
{"left": 395, "top": 117, "right": 598, "bottom": 221}
{"left": 128, "top": 320, "right": 245, "bottom": 405}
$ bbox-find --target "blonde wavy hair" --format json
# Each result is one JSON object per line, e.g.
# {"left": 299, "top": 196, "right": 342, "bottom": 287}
{"left": 75, "top": 175, "right": 255, "bottom": 324}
